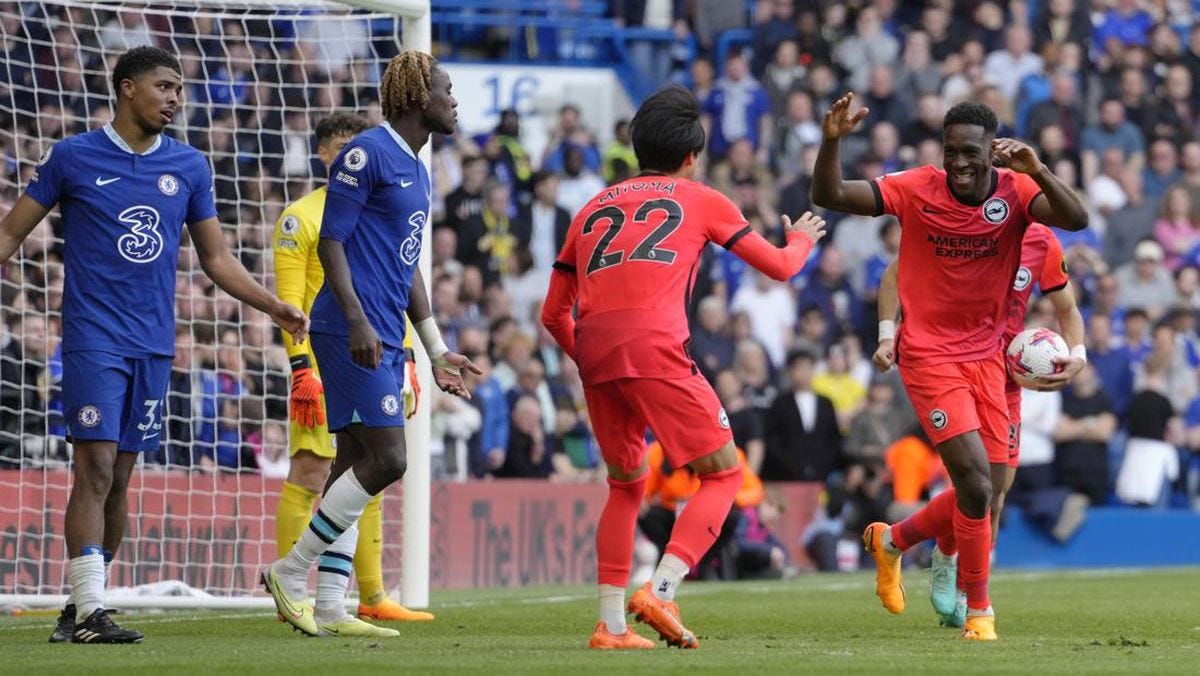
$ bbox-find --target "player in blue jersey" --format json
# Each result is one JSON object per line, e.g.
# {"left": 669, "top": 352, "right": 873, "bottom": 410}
{"left": 0, "top": 46, "right": 308, "bottom": 644}
{"left": 262, "top": 51, "right": 479, "bottom": 637}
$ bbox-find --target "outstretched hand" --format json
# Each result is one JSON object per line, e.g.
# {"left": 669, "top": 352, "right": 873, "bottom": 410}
{"left": 822, "top": 92, "right": 869, "bottom": 140}
{"left": 272, "top": 302, "right": 309, "bottom": 345}
{"left": 783, "top": 211, "right": 827, "bottom": 243}
{"left": 431, "top": 351, "right": 483, "bottom": 400}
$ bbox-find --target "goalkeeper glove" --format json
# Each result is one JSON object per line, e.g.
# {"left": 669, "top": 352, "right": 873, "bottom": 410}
{"left": 289, "top": 354, "right": 326, "bottom": 428}
{"left": 403, "top": 348, "right": 421, "bottom": 419}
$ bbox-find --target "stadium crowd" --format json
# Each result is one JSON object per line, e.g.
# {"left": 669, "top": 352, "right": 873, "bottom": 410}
{"left": 3, "top": 0, "right": 1200, "bottom": 573}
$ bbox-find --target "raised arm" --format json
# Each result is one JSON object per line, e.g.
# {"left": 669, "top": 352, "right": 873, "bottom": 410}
{"left": 728, "top": 211, "right": 827, "bottom": 281}
{"left": 873, "top": 258, "right": 900, "bottom": 372}
{"left": 811, "top": 93, "right": 883, "bottom": 216}
{"left": 189, "top": 216, "right": 307, "bottom": 343}
{"left": 993, "top": 138, "right": 1088, "bottom": 231}
{"left": 0, "top": 195, "right": 51, "bottom": 264}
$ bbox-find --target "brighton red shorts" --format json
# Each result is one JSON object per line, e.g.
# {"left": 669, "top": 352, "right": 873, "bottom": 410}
{"left": 583, "top": 372, "right": 733, "bottom": 473}
{"left": 898, "top": 351, "right": 1010, "bottom": 465}
{"left": 1005, "top": 379, "right": 1022, "bottom": 468}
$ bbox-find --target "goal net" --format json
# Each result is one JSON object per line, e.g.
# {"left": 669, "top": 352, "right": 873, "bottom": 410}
{"left": 0, "top": 0, "right": 433, "bottom": 609}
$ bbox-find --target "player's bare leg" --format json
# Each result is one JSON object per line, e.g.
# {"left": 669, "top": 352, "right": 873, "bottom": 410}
{"left": 629, "top": 440, "right": 740, "bottom": 649}
{"left": 63, "top": 441, "right": 142, "bottom": 643}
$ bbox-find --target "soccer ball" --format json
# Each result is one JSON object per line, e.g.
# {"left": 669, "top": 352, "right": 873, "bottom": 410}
{"left": 1006, "top": 327, "right": 1069, "bottom": 389}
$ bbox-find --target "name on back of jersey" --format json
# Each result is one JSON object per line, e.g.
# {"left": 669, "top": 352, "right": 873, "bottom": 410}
{"left": 597, "top": 179, "right": 676, "bottom": 205}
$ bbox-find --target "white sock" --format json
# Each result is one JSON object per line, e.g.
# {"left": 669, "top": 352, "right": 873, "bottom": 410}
{"left": 967, "top": 605, "right": 994, "bottom": 618}
{"left": 276, "top": 470, "right": 374, "bottom": 598}
{"left": 314, "top": 523, "right": 358, "bottom": 623}
{"left": 882, "top": 527, "right": 902, "bottom": 556}
{"left": 649, "top": 553, "right": 690, "bottom": 601}
{"left": 69, "top": 553, "right": 105, "bottom": 623}
{"left": 598, "top": 584, "right": 626, "bottom": 633}
{"left": 67, "top": 555, "right": 110, "bottom": 609}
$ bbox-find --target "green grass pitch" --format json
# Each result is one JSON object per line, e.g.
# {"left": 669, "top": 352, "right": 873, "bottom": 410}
{"left": 2, "top": 568, "right": 1197, "bottom": 674}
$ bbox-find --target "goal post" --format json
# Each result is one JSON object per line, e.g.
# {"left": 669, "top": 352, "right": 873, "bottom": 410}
{"left": 0, "top": 0, "right": 433, "bottom": 610}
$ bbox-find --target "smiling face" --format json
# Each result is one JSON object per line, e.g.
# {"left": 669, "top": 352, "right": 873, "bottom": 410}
{"left": 122, "top": 65, "right": 181, "bottom": 134}
{"left": 942, "top": 123, "right": 993, "bottom": 201}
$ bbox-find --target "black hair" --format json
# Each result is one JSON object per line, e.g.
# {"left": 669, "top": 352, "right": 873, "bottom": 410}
{"left": 630, "top": 86, "right": 706, "bottom": 173}
{"left": 1125, "top": 306, "right": 1149, "bottom": 322}
{"left": 786, "top": 348, "right": 818, "bottom": 368}
{"left": 530, "top": 169, "right": 556, "bottom": 191}
{"left": 942, "top": 100, "right": 998, "bottom": 135}
{"left": 111, "top": 46, "right": 181, "bottom": 97}
{"left": 314, "top": 112, "right": 369, "bottom": 146}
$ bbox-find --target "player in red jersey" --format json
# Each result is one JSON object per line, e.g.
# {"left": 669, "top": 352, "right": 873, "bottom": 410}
{"left": 812, "top": 93, "right": 1087, "bottom": 640}
{"left": 873, "top": 222, "right": 1086, "bottom": 627}
{"left": 542, "top": 87, "right": 826, "bottom": 650}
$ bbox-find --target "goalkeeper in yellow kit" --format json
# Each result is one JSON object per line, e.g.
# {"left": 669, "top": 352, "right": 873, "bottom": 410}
{"left": 272, "top": 112, "right": 432, "bottom": 623}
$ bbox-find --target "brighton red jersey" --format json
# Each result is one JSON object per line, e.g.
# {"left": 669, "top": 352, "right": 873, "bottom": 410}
{"left": 1005, "top": 223, "right": 1070, "bottom": 342}
{"left": 554, "top": 177, "right": 750, "bottom": 384}
{"left": 873, "top": 165, "right": 1043, "bottom": 366}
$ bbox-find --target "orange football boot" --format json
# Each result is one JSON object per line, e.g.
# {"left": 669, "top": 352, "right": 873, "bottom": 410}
{"left": 863, "top": 522, "right": 906, "bottom": 614}
{"left": 357, "top": 598, "right": 435, "bottom": 622}
{"left": 962, "top": 614, "right": 998, "bottom": 641}
{"left": 588, "top": 622, "right": 655, "bottom": 650}
{"left": 627, "top": 582, "right": 698, "bottom": 649}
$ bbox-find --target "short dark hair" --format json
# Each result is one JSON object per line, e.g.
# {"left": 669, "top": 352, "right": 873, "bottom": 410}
{"left": 630, "top": 86, "right": 706, "bottom": 173}
{"left": 943, "top": 100, "right": 998, "bottom": 135}
{"left": 786, "top": 348, "right": 817, "bottom": 368}
{"left": 315, "top": 112, "right": 369, "bottom": 146}
{"left": 530, "top": 169, "right": 556, "bottom": 191}
{"left": 111, "top": 46, "right": 181, "bottom": 97}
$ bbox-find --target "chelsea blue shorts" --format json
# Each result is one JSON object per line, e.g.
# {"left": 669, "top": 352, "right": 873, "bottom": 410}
{"left": 310, "top": 332, "right": 407, "bottom": 432}
{"left": 61, "top": 350, "right": 171, "bottom": 453}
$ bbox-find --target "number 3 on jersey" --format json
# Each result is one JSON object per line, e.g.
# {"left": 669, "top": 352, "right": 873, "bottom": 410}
{"left": 583, "top": 198, "right": 682, "bottom": 275}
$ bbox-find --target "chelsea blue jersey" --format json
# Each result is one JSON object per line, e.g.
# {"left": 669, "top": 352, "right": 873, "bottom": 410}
{"left": 310, "top": 123, "right": 429, "bottom": 348}
{"left": 24, "top": 125, "right": 217, "bottom": 357}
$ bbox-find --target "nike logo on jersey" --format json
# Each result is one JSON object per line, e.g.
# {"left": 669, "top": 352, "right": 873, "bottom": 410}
{"left": 921, "top": 204, "right": 949, "bottom": 215}
{"left": 95, "top": 176, "right": 121, "bottom": 186}
{"left": 400, "top": 179, "right": 414, "bottom": 188}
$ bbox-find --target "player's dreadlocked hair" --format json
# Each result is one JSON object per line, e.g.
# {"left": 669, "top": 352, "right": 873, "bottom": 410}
{"left": 111, "top": 46, "right": 181, "bottom": 96}
{"left": 630, "top": 86, "right": 706, "bottom": 173}
{"left": 943, "top": 100, "right": 999, "bottom": 135}
{"left": 315, "top": 112, "right": 369, "bottom": 146}
{"left": 380, "top": 51, "right": 437, "bottom": 119}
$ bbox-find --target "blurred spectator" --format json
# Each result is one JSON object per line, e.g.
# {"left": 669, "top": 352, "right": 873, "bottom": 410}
{"left": 984, "top": 24, "right": 1043, "bottom": 102}
{"left": 751, "top": 0, "right": 796, "bottom": 78}
{"left": 902, "top": 93, "right": 944, "bottom": 151}
{"left": 885, "top": 429, "right": 946, "bottom": 506}
{"left": 702, "top": 51, "right": 772, "bottom": 162}
{"left": 555, "top": 144, "right": 606, "bottom": 217}
{"left": 733, "top": 495, "right": 788, "bottom": 579}
{"left": 833, "top": 6, "right": 899, "bottom": 93}
{"left": 1033, "top": 0, "right": 1092, "bottom": 51}
{"left": 459, "top": 181, "right": 528, "bottom": 287}
{"left": 1055, "top": 363, "right": 1118, "bottom": 505}
{"left": 763, "top": 41, "right": 806, "bottom": 118}
{"left": 1116, "top": 240, "right": 1176, "bottom": 318}
{"left": 713, "top": 368, "right": 765, "bottom": 475}
{"left": 861, "top": 66, "right": 910, "bottom": 132}
{"left": 845, "top": 377, "right": 910, "bottom": 470}
{"left": 1088, "top": 312, "right": 1136, "bottom": 418}
{"left": 1117, "top": 372, "right": 1182, "bottom": 506}
{"left": 467, "top": 352, "right": 509, "bottom": 478}
{"left": 1138, "top": 319, "right": 1197, "bottom": 412}
{"left": 691, "top": 0, "right": 746, "bottom": 55}
{"left": 520, "top": 170, "right": 571, "bottom": 275}
{"left": 863, "top": 218, "right": 900, "bottom": 306}
{"left": 1088, "top": 147, "right": 1132, "bottom": 215}
{"left": 482, "top": 109, "right": 533, "bottom": 198}
{"left": 773, "top": 90, "right": 821, "bottom": 182}
{"left": 1154, "top": 184, "right": 1200, "bottom": 270}
{"left": 1026, "top": 72, "right": 1082, "bottom": 153}
{"left": 732, "top": 337, "right": 777, "bottom": 411}
{"left": 732, "top": 270, "right": 795, "bottom": 368}
{"left": 1103, "top": 172, "right": 1157, "bottom": 268}
{"left": 1143, "top": 139, "right": 1182, "bottom": 203}
{"left": 0, "top": 313, "right": 59, "bottom": 465}
{"left": 796, "top": 246, "right": 862, "bottom": 342}
{"left": 894, "top": 30, "right": 942, "bottom": 98}
{"left": 691, "top": 295, "right": 735, "bottom": 380}
{"left": 1082, "top": 98, "right": 1145, "bottom": 184}
{"left": 812, "top": 343, "right": 866, "bottom": 433}
{"left": 601, "top": 119, "right": 638, "bottom": 183}
{"left": 611, "top": 0, "right": 688, "bottom": 92}
{"left": 1146, "top": 64, "right": 1195, "bottom": 147}
{"left": 762, "top": 350, "right": 842, "bottom": 482}
{"left": 442, "top": 154, "right": 489, "bottom": 238}
{"left": 1094, "top": 0, "right": 1153, "bottom": 56}
{"left": 541, "top": 103, "right": 601, "bottom": 174}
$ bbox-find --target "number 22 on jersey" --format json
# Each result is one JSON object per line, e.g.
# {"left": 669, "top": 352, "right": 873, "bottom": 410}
{"left": 581, "top": 198, "right": 683, "bottom": 274}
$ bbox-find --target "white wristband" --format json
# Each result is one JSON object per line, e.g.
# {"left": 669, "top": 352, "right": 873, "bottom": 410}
{"left": 879, "top": 319, "right": 896, "bottom": 342}
{"left": 1070, "top": 344, "right": 1087, "bottom": 363}
{"left": 414, "top": 317, "right": 449, "bottom": 358}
